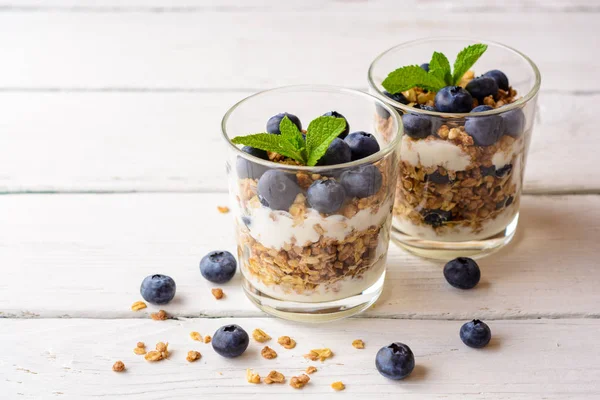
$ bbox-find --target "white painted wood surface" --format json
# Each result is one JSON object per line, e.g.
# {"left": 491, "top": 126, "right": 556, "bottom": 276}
{"left": 2, "top": 318, "right": 599, "bottom": 399}
{"left": 1, "top": 0, "right": 599, "bottom": 398}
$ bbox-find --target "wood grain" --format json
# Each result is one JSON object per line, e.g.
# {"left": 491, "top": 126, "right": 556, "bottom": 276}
{"left": 0, "top": 193, "right": 597, "bottom": 320}
{"left": 0, "top": 9, "right": 596, "bottom": 91}
{"left": 1, "top": 318, "right": 598, "bottom": 399}
{"left": 0, "top": 92, "right": 595, "bottom": 193}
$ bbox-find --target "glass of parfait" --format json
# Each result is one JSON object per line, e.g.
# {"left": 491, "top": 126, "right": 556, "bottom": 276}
{"left": 221, "top": 85, "right": 402, "bottom": 322}
{"left": 368, "top": 38, "right": 540, "bottom": 260}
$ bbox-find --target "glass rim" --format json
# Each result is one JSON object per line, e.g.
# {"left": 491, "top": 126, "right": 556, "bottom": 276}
{"left": 221, "top": 84, "right": 403, "bottom": 172}
{"left": 367, "top": 37, "right": 542, "bottom": 118}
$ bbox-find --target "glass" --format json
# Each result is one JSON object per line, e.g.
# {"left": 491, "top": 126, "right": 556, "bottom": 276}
{"left": 368, "top": 38, "right": 541, "bottom": 259}
{"left": 221, "top": 85, "right": 402, "bottom": 322}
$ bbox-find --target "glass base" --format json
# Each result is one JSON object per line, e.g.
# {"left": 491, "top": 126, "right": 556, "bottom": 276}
{"left": 242, "top": 271, "right": 385, "bottom": 323}
{"left": 391, "top": 213, "right": 519, "bottom": 260}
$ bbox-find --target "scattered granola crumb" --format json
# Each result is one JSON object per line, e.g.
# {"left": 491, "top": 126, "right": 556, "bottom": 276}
{"left": 246, "top": 369, "right": 261, "bottom": 384}
{"left": 131, "top": 301, "right": 147, "bottom": 311}
{"left": 290, "top": 374, "right": 310, "bottom": 389}
{"left": 306, "top": 366, "right": 317, "bottom": 374}
{"left": 133, "top": 342, "right": 146, "bottom": 355}
{"left": 252, "top": 328, "right": 271, "bottom": 343}
{"left": 331, "top": 381, "right": 345, "bottom": 391}
{"left": 278, "top": 336, "right": 296, "bottom": 349}
{"left": 352, "top": 339, "right": 365, "bottom": 349}
{"left": 151, "top": 310, "right": 167, "bottom": 321}
{"left": 137, "top": 342, "right": 145, "bottom": 348}
{"left": 145, "top": 342, "right": 169, "bottom": 361}
{"left": 112, "top": 361, "right": 125, "bottom": 372}
{"left": 217, "top": 206, "right": 230, "bottom": 214}
{"left": 211, "top": 288, "right": 224, "bottom": 300}
{"left": 264, "top": 370, "right": 285, "bottom": 384}
{"left": 144, "top": 350, "right": 163, "bottom": 362}
{"left": 156, "top": 342, "right": 168, "bottom": 353}
{"left": 186, "top": 350, "right": 201, "bottom": 362}
{"left": 190, "top": 331, "right": 203, "bottom": 341}
{"left": 261, "top": 346, "right": 277, "bottom": 359}
{"left": 304, "top": 348, "right": 333, "bottom": 362}
{"left": 204, "top": 335, "right": 212, "bottom": 344}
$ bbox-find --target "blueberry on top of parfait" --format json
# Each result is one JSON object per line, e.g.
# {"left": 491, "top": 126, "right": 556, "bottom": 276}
{"left": 266, "top": 112, "right": 302, "bottom": 134}
{"left": 482, "top": 69, "right": 509, "bottom": 91}
{"left": 434, "top": 86, "right": 473, "bottom": 113}
{"left": 322, "top": 111, "right": 350, "bottom": 139}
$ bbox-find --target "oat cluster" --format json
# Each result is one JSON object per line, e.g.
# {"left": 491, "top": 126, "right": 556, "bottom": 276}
{"left": 133, "top": 342, "right": 146, "bottom": 355}
{"left": 277, "top": 336, "right": 296, "bottom": 349}
{"left": 352, "top": 339, "right": 365, "bottom": 349}
{"left": 150, "top": 310, "right": 168, "bottom": 321}
{"left": 130, "top": 301, "right": 147, "bottom": 311}
{"left": 211, "top": 288, "right": 224, "bottom": 300}
{"left": 304, "top": 348, "right": 333, "bottom": 362}
{"left": 252, "top": 328, "right": 271, "bottom": 343}
{"left": 144, "top": 342, "right": 169, "bottom": 362}
{"left": 246, "top": 369, "right": 261, "bottom": 384}
{"left": 112, "top": 361, "right": 125, "bottom": 372}
{"left": 264, "top": 370, "right": 285, "bottom": 384}
{"left": 290, "top": 374, "right": 310, "bottom": 389}
{"left": 331, "top": 381, "right": 345, "bottom": 391}
{"left": 186, "top": 350, "right": 201, "bottom": 362}
{"left": 261, "top": 346, "right": 277, "bottom": 359}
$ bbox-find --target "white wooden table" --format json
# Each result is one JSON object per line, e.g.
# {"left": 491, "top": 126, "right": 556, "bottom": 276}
{"left": 1, "top": 1, "right": 599, "bottom": 398}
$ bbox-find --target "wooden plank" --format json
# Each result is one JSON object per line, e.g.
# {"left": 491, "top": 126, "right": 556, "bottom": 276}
{"left": 0, "top": 92, "right": 595, "bottom": 194}
{"left": 0, "top": 318, "right": 598, "bottom": 399}
{"left": 0, "top": 10, "right": 597, "bottom": 91}
{"left": 0, "top": 193, "right": 598, "bottom": 319}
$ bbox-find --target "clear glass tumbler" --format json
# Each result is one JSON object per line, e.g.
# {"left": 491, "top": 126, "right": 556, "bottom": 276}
{"left": 221, "top": 85, "right": 402, "bottom": 322}
{"left": 368, "top": 38, "right": 541, "bottom": 260}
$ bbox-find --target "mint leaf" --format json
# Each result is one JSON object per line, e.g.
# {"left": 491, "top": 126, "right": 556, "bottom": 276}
{"left": 429, "top": 51, "right": 452, "bottom": 86}
{"left": 382, "top": 65, "right": 446, "bottom": 93}
{"left": 305, "top": 116, "right": 346, "bottom": 166}
{"left": 231, "top": 133, "right": 306, "bottom": 164}
{"left": 452, "top": 43, "right": 488, "bottom": 85}
{"left": 279, "top": 116, "right": 306, "bottom": 156}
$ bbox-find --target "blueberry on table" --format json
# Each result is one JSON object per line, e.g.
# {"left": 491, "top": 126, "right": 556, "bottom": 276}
{"left": 344, "top": 131, "right": 380, "bottom": 161}
{"left": 501, "top": 108, "right": 525, "bottom": 138}
{"left": 482, "top": 69, "right": 509, "bottom": 91}
{"left": 322, "top": 111, "right": 350, "bottom": 139}
{"left": 460, "top": 319, "right": 492, "bottom": 348}
{"left": 375, "top": 342, "right": 415, "bottom": 380}
{"left": 495, "top": 164, "right": 513, "bottom": 178}
{"left": 471, "top": 105, "right": 494, "bottom": 113}
{"left": 200, "top": 250, "right": 237, "bottom": 284}
{"left": 307, "top": 179, "right": 347, "bottom": 214}
{"left": 236, "top": 146, "right": 269, "bottom": 179}
{"left": 316, "top": 137, "right": 352, "bottom": 166}
{"left": 443, "top": 257, "right": 481, "bottom": 289}
{"left": 402, "top": 113, "right": 432, "bottom": 139}
{"left": 340, "top": 165, "right": 382, "bottom": 198}
{"left": 465, "top": 77, "right": 499, "bottom": 101}
{"left": 266, "top": 112, "right": 302, "bottom": 134}
{"left": 212, "top": 324, "right": 249, "bottom": 358}
{"left": 465, "top": 113, "right": 504, "bottom": 146}
{"left": 434, "top": 86, "right": 473, "bottom": 113}
{"left": 422, "top": 209, "right": 452, "bottom": 228}
{"left": 140, "top": 274, "right": 176, "bottom": 305}
{"left": 257, "top": 170, "right": 301, "bottom": 211}
{"left": 420, "top": 63, "right": 430, "bottom": 72}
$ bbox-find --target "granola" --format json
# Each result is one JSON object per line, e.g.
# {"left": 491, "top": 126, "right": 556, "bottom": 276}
{"left": 306, "top": 366, "right": 317, "bottom": 374}
{"left": 130, "top": 301, "right": 147, "bottom": 311}
{"left": 112, "top": 361, "right": 125, "bottom": 372}
{"left": 186, "top": 350, "right": 201, "bottom": 362}
{"left": 150, "top": 310, "right": 168, "bottom": 321}
{"left": 204, "top": 335, "right": 212, "bottom": 344}
{"left": 261, "top": 346, "right": 277, "bottom": 359}
{"left": 304, "top": 348, "right": 333, "bottom": 362}
{"left": 331, "top": 381, "right": 345, "bottom": 391}
{"left": 290, "top": 374, "right": 310, "bottom": 389}
{"left": 277, "top": 336, "right": 296, "bottom": 349}
{"left": 211, "top": 288, "right": 224, "bottom": 300}
{"left": 190, "top": 331, "right": 203, "bottom": 342}
{"left": 217, "top": 206, "right": 230, "bottom": 214}
{"left": 252, "top": 328, "right": 271, "bottom": 343}
{"left": 264, "top": 370, "right": 285, "bottom": 384}
{"left": 246, "top": 369, "right": 261, "bottom": 384}
{"left": 352, "top": 339, "right": 365, "bottom": 349}
{"left": 133, "top": 342, "right": 146, "bottom": 355}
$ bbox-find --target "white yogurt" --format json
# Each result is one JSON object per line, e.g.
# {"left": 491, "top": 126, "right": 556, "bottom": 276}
{"left": 246, "top": 199, "right": 393, "bottom": 250}
{"left": 401, "top": 135, "right": 472, "bottom": 171}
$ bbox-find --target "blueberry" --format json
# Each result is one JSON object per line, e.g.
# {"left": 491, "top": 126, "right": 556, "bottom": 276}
{"left": 495, "top": 164, "right": 513, "bottom": 178}
{"left": 460, "top": 319, "right": 492, "bottom": 348}
{"left": 241, "top": 216, "right": 251, "bottom": 227}
{"left": 307, "top": 179, "right": 346, "bottom": 214}
{"left": 480, "top": 165, "right": 496, "bottom": 176}
{"left": 257, "top": 170, "right": 301, "bottom": 211}
{"left": 465, "top": 113, "right": 503, "bottom": 146}
{"left": 375, "top": 342, "right": 415, "bottom": 380}
{"left": 505, "top": 195, "right": 514, "bottom": 207}
{"left": 471, "top": 105, "right": 494, "bottom": 113}
{"left": 340, "top": 165, "right": 382, "bottom": 198}
{"left": 414, "top": 104, "right": 436, "bottom": 112}
{"left": 425, "top": 171, "right": 451, "bottom": 184}
{"left": 377, "top": 91, "right": 409, "bottom": 119}
{"left": 420, "top": 63, "right": 430, "bottom": 72}
{"left": 140, "top": 274, "right": 176, "bottom": 305}
{"left": 212, "top": 324, "right": 249, "bottom": 358}
{"left": 443, "top": 257, "right": 481, "bottom": 289}
{"left": 200, "top": 250, "right": 237, "bottom": 284}
{"left": 501, "top": 108, "right": 525, "bottom": 138}
{"left": 322, "top": 111, "right": 350, "bottom": 139}
{"left": 316, "top": 137, "right": 352, "bottom": 166}
{"left": 495, "top": 196, "right": 513, "bottom": 210}
{"left": 483, "top": 70, "right": 509, "bottom": 91}
{"left": 236, "top": 146, "right": 270, "bottom": 179}
{"left": 402, "top": 114, "right": 432, "bottom": 139}
{"left": 422, "top": 209, "right": 452, "bottom": 228}
{"left": 384, "top": 90, "right": 409, "bottom": 105}
{"left": 434, "top": 86, "right": 473, "bottom": 113}
{"left": 266, "top": 113, "right": 302, "bottom": 134}
{"left": 465, "top": 77, "right": 499, "bottom": 101}
{"left": 344, "top": 131, "right": 380, "bottom": 161}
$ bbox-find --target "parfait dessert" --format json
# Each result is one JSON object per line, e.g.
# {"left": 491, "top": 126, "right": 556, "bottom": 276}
{"left": 222, "top": 86, "right": 401, "bottom": 320}
{"left": 369, "top": 39, "right": 540, "bottom": 257}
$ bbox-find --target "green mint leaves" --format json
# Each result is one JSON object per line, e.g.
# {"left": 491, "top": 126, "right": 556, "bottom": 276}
{"left": 231, "top": 115, "right": 346, "bottom": 166}
{"left": 382, "top": 43, "right": 488, "bottom": 94}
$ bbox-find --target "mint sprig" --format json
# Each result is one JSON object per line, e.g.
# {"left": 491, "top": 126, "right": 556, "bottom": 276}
{"left": 231, "top": 115, "right": 346, "bottom": 166}
{"left": 382, "top": 43, "right": 488, "bottom": 94}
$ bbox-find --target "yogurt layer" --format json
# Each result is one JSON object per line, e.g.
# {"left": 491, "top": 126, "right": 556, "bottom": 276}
{"left": 401, "top": 135, "right": 471, "bottom": 171}
{"left": 246, "top": 199, "right": 393, "bottom": 250}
